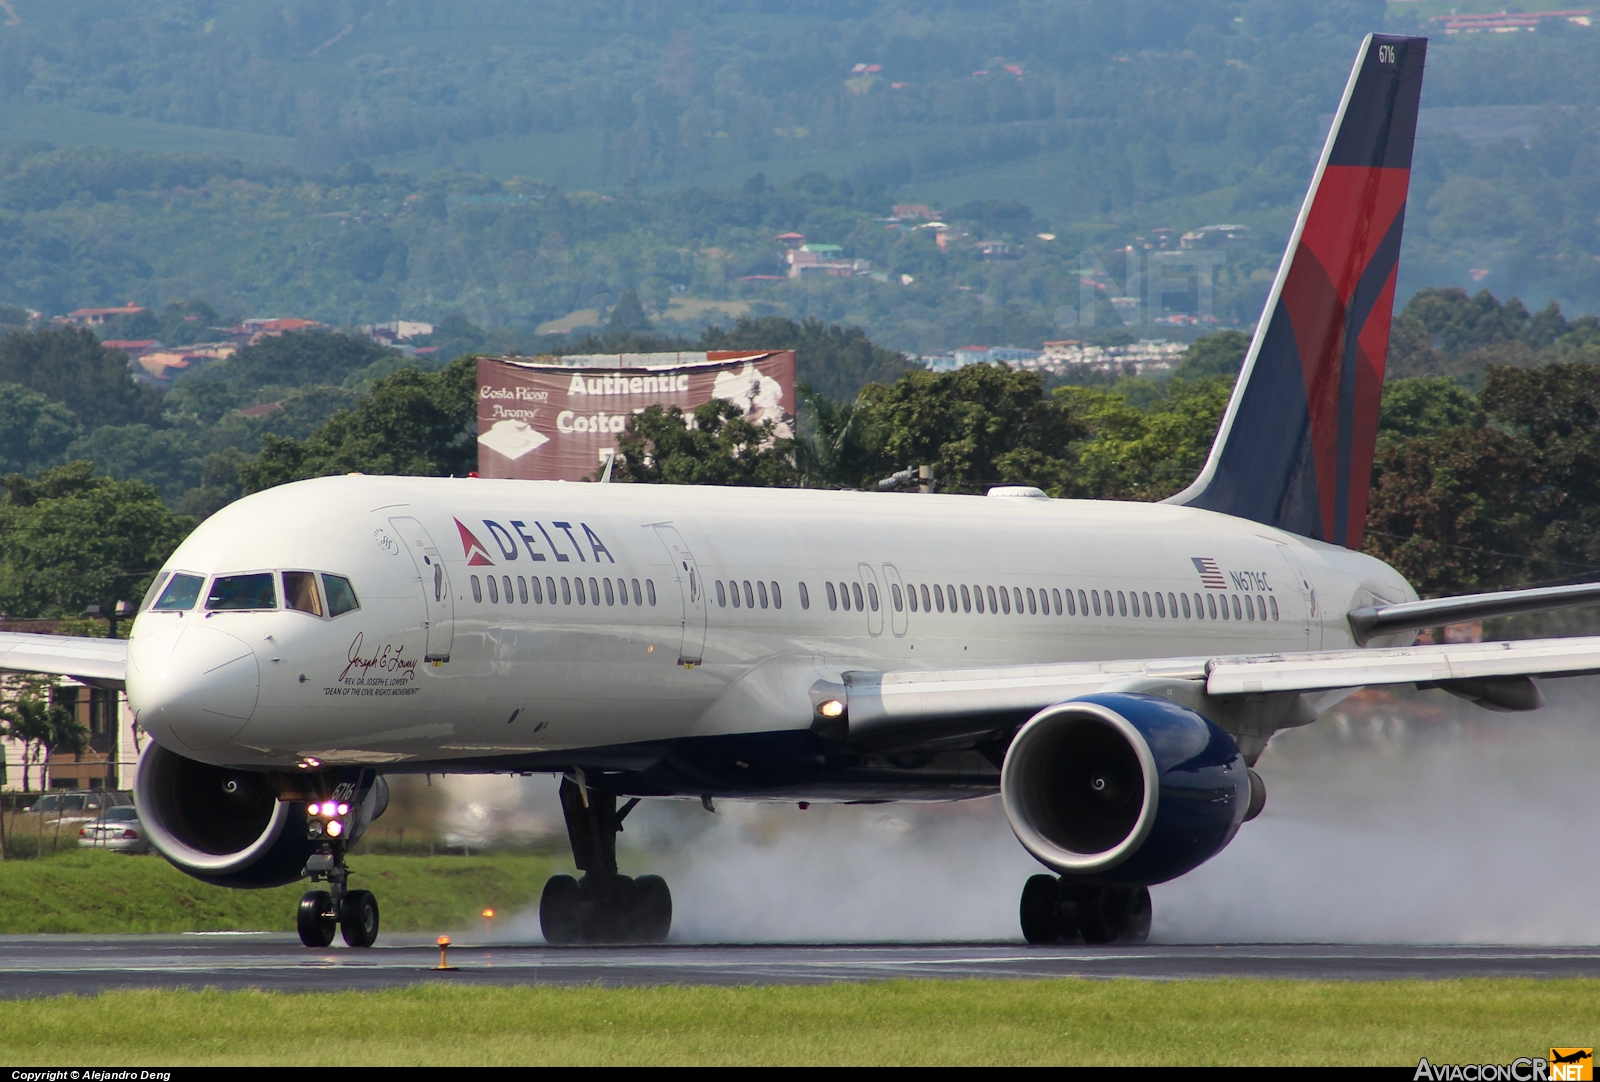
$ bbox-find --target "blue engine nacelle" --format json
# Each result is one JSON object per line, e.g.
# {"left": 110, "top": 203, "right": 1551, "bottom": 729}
{"left": 1000, "top": 692, "right": 1249, "bottom": 886}
{"left": 134, "top": 742, "right": 384, "bottom": 889}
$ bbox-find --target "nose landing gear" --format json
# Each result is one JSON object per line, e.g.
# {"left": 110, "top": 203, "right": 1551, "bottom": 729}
{"left": 539, "top": 776, "right": 672, "bottom": 945}
{"left": 297, "top": 835, "right": 380, "bottom": 948}
{"left": 1019, "top": 874, "right": 1152, "bottom": 945}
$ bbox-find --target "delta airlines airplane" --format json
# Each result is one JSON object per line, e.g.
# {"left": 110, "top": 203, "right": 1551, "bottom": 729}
{"left": 7, "top": 34, "right": 1600, "bottom": 948}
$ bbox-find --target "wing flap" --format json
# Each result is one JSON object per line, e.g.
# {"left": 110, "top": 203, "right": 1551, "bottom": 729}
{"left": 0, "top": 632, "right": 128, "bottom": 688}
{"left": 1205, "top": 636, "right": 1600, "bottom": 695}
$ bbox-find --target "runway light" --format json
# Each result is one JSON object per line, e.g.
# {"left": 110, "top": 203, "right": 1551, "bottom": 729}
{"left": 326, "top": 820, "right": 343, "bottom": 837}
{"left": 817, "top": 699, "right": 845, "bottom": 719}
{"left": 336, "top": 803, "right": 350, "bottom": 816}
{"left": 482, "top": 908, "right": 495, "bottom": 919}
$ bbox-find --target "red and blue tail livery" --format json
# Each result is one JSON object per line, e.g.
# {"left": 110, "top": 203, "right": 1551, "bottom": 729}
{"left": 1173, "top": 34, "right": 1426, "bottom": 549}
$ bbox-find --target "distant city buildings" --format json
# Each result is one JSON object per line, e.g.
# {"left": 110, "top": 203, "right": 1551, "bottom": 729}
{"left": 922, "top": 339, "right": 1186, "bottom": 377}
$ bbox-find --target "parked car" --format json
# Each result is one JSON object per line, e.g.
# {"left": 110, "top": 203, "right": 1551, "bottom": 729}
{"left": 25, "top": 791, "right": 131, "bottom": 823}
{"left": 77, "top": 805, "right": 150, "bottom": 854}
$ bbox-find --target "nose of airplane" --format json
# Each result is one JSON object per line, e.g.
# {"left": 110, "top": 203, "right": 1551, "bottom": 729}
{"left": 127, "top": 624, "right": 260, "bottom": 752}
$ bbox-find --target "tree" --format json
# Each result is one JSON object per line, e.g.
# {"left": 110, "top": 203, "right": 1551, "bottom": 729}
{"left": 0, "top": 328, "right": 163, "bottom": 428}
{"left": 221, "top": 330, "right": 401, "bottom": 394}
{"left": 1377, "top": 377, "right": 1482, "bottom": 444}
{"left": 1173, "top": 330, "right": 1250, "bottom": 379}
{"left": 0, "top": 461, "right": 194, "bottom": 619}
{"left": 1363, "top": 425, "right": 1537, "bottom": 597}
{"left": 240, "top": 356, "right": 477, "bottom": 491}
{"left": 1062, "top": 376, "right": 1233, "bottom": 501}
{"left": 605, "top": 291, "right": 654, "bottom": 334}
{"left": 855, "top": 365, "right": 1086, "bottom": 495}
{"left": 611, "top": 400, "right": 798, "bottom": 486}
{"left": 0, "top": 383, "right": 80, "bottom": 474}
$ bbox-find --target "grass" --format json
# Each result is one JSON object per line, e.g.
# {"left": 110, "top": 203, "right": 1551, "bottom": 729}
{"left": 0, "top": 979, "right": 1594, "bottom": 1065}
{"left": 0, "top": 849, "right": 555, "bottom": 934}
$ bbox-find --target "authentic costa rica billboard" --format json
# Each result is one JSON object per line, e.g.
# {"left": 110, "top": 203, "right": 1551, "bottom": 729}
{"left": 477, "top": 351, "right": 796, "bottom": 481}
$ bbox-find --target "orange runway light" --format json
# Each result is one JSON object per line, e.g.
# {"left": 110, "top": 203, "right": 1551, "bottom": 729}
{"left": 435, "top": 935, "right": 457, "bottom": 971}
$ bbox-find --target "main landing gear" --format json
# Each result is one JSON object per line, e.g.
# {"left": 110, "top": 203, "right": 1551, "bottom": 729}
{"left": 297, "top": 817, "right": 379, "bottom": 949}
{"left": 1019, "top": 875, "right": 1152, "bottom": 945}
{"left": 539, "top": 776, "right": 672, "bottom": 945}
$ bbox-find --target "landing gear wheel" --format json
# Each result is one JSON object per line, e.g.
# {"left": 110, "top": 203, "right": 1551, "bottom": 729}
{"left": 1020, "top": 875, "right": 1062, "bottom": 945}
{"left": 297, "top": 890, "right": 335, "bottom": 948}
{"left": 339, "top": 889, "right": 380, "bottom": 948}
{"left": 1078, "top": 886, "right": 1151, "bottom": 945}
{"left": 630, "top": 875, "right": 673, "bottom": 944}
{"left": 540, "top": 874, "right": 583, "bottom": 945}
{"left": 584, "top": 874, "right": 635, "bottom": 944}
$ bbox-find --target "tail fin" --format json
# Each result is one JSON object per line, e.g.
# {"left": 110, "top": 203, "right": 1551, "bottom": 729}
{"left": 1169, "top": 34, "right": 1426, "bottom": 548}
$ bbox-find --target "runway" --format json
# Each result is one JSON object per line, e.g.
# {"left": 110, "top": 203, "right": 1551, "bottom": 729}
{"left": 3, "top": 936, "right": 1599, "bottom": 997}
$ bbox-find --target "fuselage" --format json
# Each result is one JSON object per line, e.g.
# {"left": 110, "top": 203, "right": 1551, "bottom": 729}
{"left": 124, "top": 476, "right": 1416, "bottom": 796}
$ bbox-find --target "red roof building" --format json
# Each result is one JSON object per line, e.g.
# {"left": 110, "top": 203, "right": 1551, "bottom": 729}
{"left": 67, "top": 304, "right": 145, "bottom": 326}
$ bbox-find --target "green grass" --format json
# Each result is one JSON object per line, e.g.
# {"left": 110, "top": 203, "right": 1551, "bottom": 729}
{"left": 0, "top": 850, "right": 555, "bottom": 934}
{"left": 0, "top": 979, "right": 1593, "bottom": 1065}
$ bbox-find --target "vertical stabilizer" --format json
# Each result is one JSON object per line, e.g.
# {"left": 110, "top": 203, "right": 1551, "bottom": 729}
{"left": 1168, "top": 34, "right": 1426, "bottom": 548}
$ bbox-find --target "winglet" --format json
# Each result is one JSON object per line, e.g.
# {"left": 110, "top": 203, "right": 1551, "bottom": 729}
{"left": 1168, "top": 34, "right": 1427, "bottom": 548}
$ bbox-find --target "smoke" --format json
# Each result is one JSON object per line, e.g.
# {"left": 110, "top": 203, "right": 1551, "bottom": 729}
{"left": 489, "top": 680, "right": 1600, "bottom": 944}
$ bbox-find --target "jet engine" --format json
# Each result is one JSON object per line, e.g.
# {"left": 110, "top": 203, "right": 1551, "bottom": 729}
{"left": 134, "top": 742, "right": 387, "bottom": 889}
{"left": 1000, "top": 692, "right": 1249, "bottom": 886}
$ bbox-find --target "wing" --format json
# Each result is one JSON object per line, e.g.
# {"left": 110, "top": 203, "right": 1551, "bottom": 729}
{"left": 828, "top": 635, "right": 1600, "bottom": 751}
{"left": 0, "top": 632, "right": 128, "bottom": 689}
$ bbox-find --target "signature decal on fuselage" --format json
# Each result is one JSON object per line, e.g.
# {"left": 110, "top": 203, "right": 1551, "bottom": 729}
{"left": 326, "top": 632, "right": 420, "bottom": 697}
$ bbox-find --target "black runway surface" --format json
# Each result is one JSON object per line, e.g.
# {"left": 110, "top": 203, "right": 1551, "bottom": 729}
{"left": 3, "top": 935, "right": 1600, "bottom": 997}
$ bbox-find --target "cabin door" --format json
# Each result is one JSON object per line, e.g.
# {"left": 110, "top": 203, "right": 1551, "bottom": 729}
{"left": 390, "top": 516, "right": 455, "bottom": 662}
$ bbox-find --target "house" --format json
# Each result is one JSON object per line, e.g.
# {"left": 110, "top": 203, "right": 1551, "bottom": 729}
{"left": 892, "top": 204, "right": 934, "bottom": 220}
{"left": 130, "top": 342, "right": 237, "bottom": 386}
{"left": 361, "top": 320, "right": 435, "bottom": 345}
{"left": 1179, "top": 224, "right": 1250, "bottom": 249}
{"left": 101, "top": 339, "right": 163, "bottom": 356}
{"left": 775, "top": 232, "right": 806, "bottom": 249}
{"left": 1, "top": 675, "right": 137, "bottom": 793}
{"left": 974, "top": 240, "right": 1018, "bottom": 261}
{"left": 240, "top": 317, "right": 326, "bottom": 342}
{"left": 66, "top": 304, "right": 145, "bottom": 327}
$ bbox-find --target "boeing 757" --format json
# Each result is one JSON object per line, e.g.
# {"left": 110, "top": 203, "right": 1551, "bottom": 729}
{"left": 8, "top": 34, "right": 1599, "bottom": 947}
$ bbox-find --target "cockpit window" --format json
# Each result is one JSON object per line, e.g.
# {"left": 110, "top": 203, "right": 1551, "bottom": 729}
{"left": 283, "top": 571, "right": 324, "bottom": 616}
{"left": 140, "top": 572, "right": 170, "bottom": 612}
{"left": 206, "top": 573, "right": 277, "bottom": 611}
{"left": 322, "top": 574, "right": 359, "bottom": 617}
{"left": 152, "top": 573, "right": 204, "bottom": 611}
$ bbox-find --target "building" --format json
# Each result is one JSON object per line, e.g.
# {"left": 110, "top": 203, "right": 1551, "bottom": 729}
{"left": 786, "top": 243, "right": 869, "bottom": 278}
{"left": 239, "top": 317, "right": 326, "bottom": 343}
{"left": 100, "top": 339, "right": 163, "bottom": 357}
{"left": 1, "top": 675, "right": 139, "bottom": 794}
{"left": 129, "top": 342, "right": 237, "bottom": 386}
{"left": 1037, "top": 338, "right": 1186, "bottom": 376}
{"left": 360, "top": 320, "right": 435, "bottom": 345}
{"left": 775, "top": 232, "right": 806, "bottom": 249}
{"left": 891, "top": 204, "right": 935, "bottom": 221}
{"left": 1179, "top": 224, "right": 1251, "bottom": 249}
{"left": 65, "top": 304, "right": 144, "bottom": 327}
{"left": 1432, "top": 8, "right": 1592, "bottom": 32}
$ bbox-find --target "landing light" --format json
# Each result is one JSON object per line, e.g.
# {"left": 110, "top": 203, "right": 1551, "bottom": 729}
{"left": 336, "top": 803, "right": 350, "bottom": 816}
{"left": 818, "top": 699, "right": 846, "bottom": 719}
{"left": 326, "top": 820, "right": 344, "bottom": 838}
{"left": 321, "top": 801, "right": 337, "bottom": 817}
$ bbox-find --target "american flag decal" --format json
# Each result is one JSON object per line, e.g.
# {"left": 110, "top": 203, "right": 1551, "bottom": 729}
{"left": 1192, "top": 557, "right": 1226, "bottom": 589}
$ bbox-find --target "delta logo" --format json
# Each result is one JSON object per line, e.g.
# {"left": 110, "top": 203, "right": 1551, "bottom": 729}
{"left": 455, "top": 518, "right": 495, "bottom": 566}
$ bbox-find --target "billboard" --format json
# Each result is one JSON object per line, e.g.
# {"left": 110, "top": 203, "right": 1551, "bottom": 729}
{"left": 477, "top": 351, "right": 796, "bottom": 481}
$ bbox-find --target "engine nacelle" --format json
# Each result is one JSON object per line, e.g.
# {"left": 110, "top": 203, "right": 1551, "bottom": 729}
{"left": 134, "top": 741, "right": 318, "bottom": 889}
{"left": 1001, "top": 692, "right": 1249, "bottom": 886}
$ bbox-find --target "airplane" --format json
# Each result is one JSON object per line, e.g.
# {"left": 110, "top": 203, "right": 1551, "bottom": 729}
{"left": 6, "top": 32, "right": 1600, "bottom": 949}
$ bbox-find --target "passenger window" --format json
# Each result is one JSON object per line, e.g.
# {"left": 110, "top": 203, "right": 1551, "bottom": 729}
{"left": 976, "top": 585, "right": 988, "bottom": 613}
{"left": 1064, "top": 588, "right": 1074, "bottom": 616}
{"left": 1244, "top": 593, "right": 1255, "bottom": 620}
{"left": 851, "top": 582, "right": 864, "bottom": 610}
{"left": 631, "top": 579, "right": 642, "bottom": 605}
{"left": 487, "top": 576, "right": 500, "bottom": 603}
{"left": 1181, "top": 592, "right": 1191, "bottom": 618}
{"left": 907, "top": 584, "right": 918, "bottom": 612}
{"left": 920, "top": 584, "right": 932, "bottom": 612}
{"left": 1091, "top": 590, "right": 1102, "bottom": 616}
{"left": 471, "top": 575, "right": 483, "bottom": 603}
{"left": 836, "top": 582, "right": 848, "bottom": 611}
{"left": 207, "top": 573, "right": 277, "bottom": 611}
{"left": 866, "top": 583, "right": 879, "bottom": 611}
{"left": 1143, "top": 591, "right": 1152, "bottom": 617}
{"left": 716, "top": 581, "right": 727, "bottom": 607}
{"left": 589, "top": 577, "right": 600, "bottom": 605}
{"left": 283, "top": 571, "right": 323, "bottom": 615}
{"left": 1256, "top": 595, "right": 1267, "bottom": 621}
{"left": 517, "top": 576, "right": 528, "bottom": 604}
{"left": 647, "top": 580, "right": 656, "bottom": 605}
{"left": 746, "top": 581, "right": 757, "bottom": 608}
{"left": 1270, "top": 595, "right": 1279, "bottom": 620}
{"left": 617, "top": 577, "right": 629, "bottom": 606}
{"left": 323, "top": 574, "right": 359, "bottom": 616}
{"left": 958, "top": 585, "right": 970, "bottom": 613}
{"left": 1078, "top": 589, "right": 1089, "bottom": 616}
{"left": 771, "top": 582, "right": 781, "bottom": 609}
{"left": 996, "top": 587, "right": 1008, "bottom": 615}
{"left": 1154, "top": 592, "right": 1165, "bottom": 618}
{"left": 1232, "top": 595, "right": 1243, "bottom": 621}
{"left": 604, "top": 578, "right": 616, "bottom": 606}
{"left": 1114, "top": 591, "right": 1125, "bottom": 617}
{"left": 892, "top": 583, "right": 903, "bottom": 612}
{"left": 799, "top": 582, "right": 810, "bottom": 610}
{"left": 933, "top": 584, "right": 945, "bottom": 613}
{"left": 506, "top": 576, "right": 516, "bottom": 604}
{"left": 531, "top": 576, "right": 545, "bottom": 604}
{"left": 827, "top": 582, "right": 838, "bottom": 610}
{"left": 561, "top": 577, "right": 573, "bottom": 605}
{"left": 757, "top": 581, "right": 768, "bottom": 609}
{"left": 152, "top": 572, "right": 203, "bottom": 611}
{"left": 730, "top": 580, "right": 742, "bottom": 608}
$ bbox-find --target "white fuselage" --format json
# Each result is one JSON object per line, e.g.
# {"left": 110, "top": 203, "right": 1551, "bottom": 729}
{"left": 124, "top": 476, "right": 1415, "bottom": 785}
